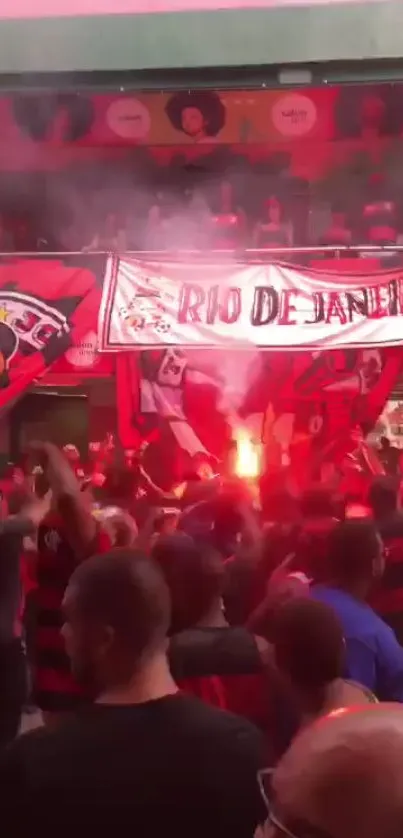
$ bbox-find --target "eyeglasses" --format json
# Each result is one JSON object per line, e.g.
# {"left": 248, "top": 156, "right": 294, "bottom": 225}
{"left": 258, "top": 770, "right": 300, "bottom": 838}
{"left": 267, "top": 811, "right": 301, "bottom": 838}
{"left": 258, "top": 770, "right": 333, "bottom": 838}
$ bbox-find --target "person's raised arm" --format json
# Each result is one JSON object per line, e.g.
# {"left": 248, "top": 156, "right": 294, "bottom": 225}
{"left": 0, "top": 491, "right": 51, "bottom": 538}
{"left": 138, "top": 465, "right": 177, "bottom": 503}
{"left": 31, "top": 442, "right": 97, "bottom": 560}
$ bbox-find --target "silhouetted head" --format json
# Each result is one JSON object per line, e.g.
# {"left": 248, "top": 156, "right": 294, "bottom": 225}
{"left": 152, "top": 534, "right": 224, "bottom": 633}
{"left": 62, "top": 550, "right": 170, "bottom": 692}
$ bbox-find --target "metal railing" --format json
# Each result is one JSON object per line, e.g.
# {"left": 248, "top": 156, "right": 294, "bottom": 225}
{"left": 0, "top": 244, "right": 403, "bottom": 260}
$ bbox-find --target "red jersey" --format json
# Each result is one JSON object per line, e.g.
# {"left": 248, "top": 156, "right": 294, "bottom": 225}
{"left": 34, "top": 512, "right": 110, "bottom": 713}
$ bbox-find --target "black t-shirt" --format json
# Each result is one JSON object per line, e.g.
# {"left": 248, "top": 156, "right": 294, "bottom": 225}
{"left": 169, "top": 627, "right": 263, "bottom": 679}
{"left": 0, "top": 694, "right": 266, "bottom": 836}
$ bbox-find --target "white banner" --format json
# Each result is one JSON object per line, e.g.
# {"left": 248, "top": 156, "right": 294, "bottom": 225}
{"left": 99, "top": 256, "right": 403, "bottom": 351}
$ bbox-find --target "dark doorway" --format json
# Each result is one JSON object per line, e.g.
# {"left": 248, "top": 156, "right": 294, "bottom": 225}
{"left": 11, "top": 391, "right": 88, "bottom": 462}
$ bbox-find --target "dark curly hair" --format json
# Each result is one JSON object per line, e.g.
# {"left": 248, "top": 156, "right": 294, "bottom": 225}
{"left": 165, "top": 91, "right": 226, "bottom": 138}
{"left": 12, "top": 93, "right": 94, "bottom": 142}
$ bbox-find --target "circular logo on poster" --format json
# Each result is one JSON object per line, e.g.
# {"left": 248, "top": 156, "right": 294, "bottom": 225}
{"left": 106, "top": 98, "right": 151, "bottom": 141}
{"left": 66, "top": 331, "right": 99, "bottom": 369}
{"left": 272, "top": 94, "right": 317, "bottom": 137}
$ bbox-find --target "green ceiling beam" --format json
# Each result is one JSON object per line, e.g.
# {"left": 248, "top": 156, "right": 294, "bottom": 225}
{"left": 0, "top": 2, "right": 402, "bottom": 75}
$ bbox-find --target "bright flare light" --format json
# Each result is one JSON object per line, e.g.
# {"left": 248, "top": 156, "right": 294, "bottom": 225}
{"left": 234, "top": 428, "right": 261, "bottom": 479}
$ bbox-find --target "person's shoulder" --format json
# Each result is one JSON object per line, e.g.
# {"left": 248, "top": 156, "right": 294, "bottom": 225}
{"left": 312, "top": 584, "right": 356, "bottom": 605}
{"left": 311, "top": 584, "right": 338, "bottom": 603}
{"left": 174, "top": 693, "right": 236, "bottom": 724}
{"left": 342, "top": 598, "right": 403, "bottom": 653}
{"left": 174, "top": 695, "right": 264, "bottom": 751}
{"left": 0, "top": 724, "right": 55, "bottom": 779}
{"left": 311, "top": 585, "right": 371, "bottom": 623}
{"left": 379, "top": 512, "right": 403, "bottom": 542}
{"left": 0, "top": 714, "right": 102, "bottom": 789}
{"left": 170, "top": 625, "right": 261, "bottom": 667}
{"left": 372, "top": 609, "right": 403, "bottom": 649}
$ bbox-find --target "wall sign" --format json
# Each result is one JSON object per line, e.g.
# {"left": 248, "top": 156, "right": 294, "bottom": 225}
{"left": 272, "top": 93, "right": 317, "bottom": 138}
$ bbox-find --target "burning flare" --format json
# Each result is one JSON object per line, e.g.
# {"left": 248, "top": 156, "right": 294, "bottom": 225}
{"left": 234, "top": 427, "right": 261, "bottom": 479}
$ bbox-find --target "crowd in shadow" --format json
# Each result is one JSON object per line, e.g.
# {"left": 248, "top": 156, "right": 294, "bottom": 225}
{"left": 0, "top": 441, "right": 402, "bottom": 836}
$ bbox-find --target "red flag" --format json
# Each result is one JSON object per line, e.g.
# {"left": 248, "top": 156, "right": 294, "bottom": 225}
{"left": 0, "top": 257, "right": 102, "bottom": 413}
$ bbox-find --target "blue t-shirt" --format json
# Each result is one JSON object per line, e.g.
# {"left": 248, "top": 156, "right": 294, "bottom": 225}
{"left": 311, "top": 585, "right": 403, "bottom": 702}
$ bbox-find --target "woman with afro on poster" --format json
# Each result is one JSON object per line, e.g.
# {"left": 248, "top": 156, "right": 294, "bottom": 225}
{"left": 165, "top": 91, "right": 226, "bottom": 143}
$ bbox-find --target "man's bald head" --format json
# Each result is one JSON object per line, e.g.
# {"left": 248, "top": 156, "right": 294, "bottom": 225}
{"left": 271, "top": 705, "right": 403, "bottom": 838}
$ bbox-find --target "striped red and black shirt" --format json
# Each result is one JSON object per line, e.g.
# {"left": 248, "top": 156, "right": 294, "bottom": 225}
{"left": 34, "top": 513, "right": 110, "bottom": 712}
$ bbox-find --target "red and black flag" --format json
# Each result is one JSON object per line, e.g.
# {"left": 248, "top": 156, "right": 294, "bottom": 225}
{"left": 0, "top": 256, "right": 104, "bottom": 412}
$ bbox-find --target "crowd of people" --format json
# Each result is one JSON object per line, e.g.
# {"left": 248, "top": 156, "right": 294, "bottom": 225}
{"left": 0, "top": 187, "right": 297, "bottom": 254}
{"left": 1, "top": 171, "right": 403, "bottom": 257}
{"left": 1, "top": 435, "right": 403, "bottom": 835}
